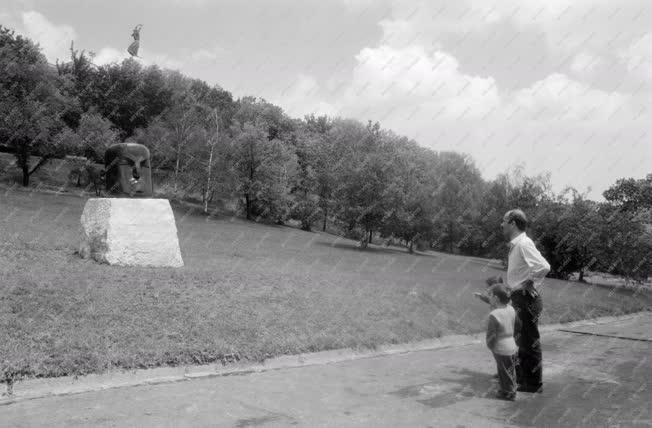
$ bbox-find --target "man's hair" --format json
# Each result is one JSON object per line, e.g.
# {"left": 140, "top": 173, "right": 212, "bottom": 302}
{"left": 504, "top": 209, "right": 528, "bottom": 231}
{"left": 489, "top": 284, "right": 510, "bottom": 304}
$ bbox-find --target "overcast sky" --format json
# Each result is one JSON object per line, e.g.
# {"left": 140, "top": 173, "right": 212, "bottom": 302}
{"left": 2, "top": 0, "right": 651, "bottom": 200}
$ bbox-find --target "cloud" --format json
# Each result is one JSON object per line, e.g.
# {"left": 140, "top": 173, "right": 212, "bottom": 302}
{"left": 381, "top": 0, "right": 652, "bottom": 89}
{"left": 142, "top": 51, "right": 183, "bottom": 70}
{"left": 20, "top": 11, "right": 77, "bottom": 63}
{"left": 570, "top": 51, "right": 604, "bottom": 76}
{"left": 339, "top": 43, "right": 500, "bottom": 122}
{"left": 563, "top": 33, "right": 652, "bottom": 93}
{"left": 160, "top": 0, "right": 210, "bottom": 5}
{"left": 620, "top": 33, "right": 652, "bottom": 75}
{"left": 319, "top": 3, "right": 649, "bottom": 200}
{"left": 191, "top": 49, "right": 218, "bottom": 62}
{"left": 92, "top": 47, "right": 184, "bottom": 70}
{"left": 190, "top": 47, "right": 228, "bottom": 63}
{"left": 509, "top": 73, "right": 629, "bottom": 122}
{"left": 489, "top": 0, "right": 652, "bottom": 71}
{"left": 92, "top": 47, "right": 125, "bottom": 66}
{"left": 338, "top": 0, "right": 382, "bottom": 13}
{"left": 0, "top": 11, "right": 15, "bottom": 25}
{"left": 337, "top": 37, "right": 630, "bottom": 134}
{"left": 327, "top": 0, "right": 634, "bottom": 129}
{"left": 0, "top": 8, "right": 185, "bottom": 71}
{"left": 273, "top": 74, "right": 338, "bottom": 118}
{"left": 94, "top": 44, "right": 227, "bottom": 71}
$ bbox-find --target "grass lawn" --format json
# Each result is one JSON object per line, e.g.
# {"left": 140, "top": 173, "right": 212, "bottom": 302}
{"left": 1, "top": 189, "right": 650, "bottom": 381}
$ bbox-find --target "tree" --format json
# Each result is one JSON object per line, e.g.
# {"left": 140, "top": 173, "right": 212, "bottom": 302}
{"left": 595, "top": 204, "right": 652, "bottom": 283}
{"left": 89, "top": 60, "right": 173, "bottom": 138}
{"left": 160, "top": 73, "right": 211, "bottom": 193}
{"left": 129, "top": 117, "right": 173, "bottom": 170}
{"left": 475, "top": 177, "right": 510, "bottom": 258}
{"left": 288, "top": 117, "right": 335, "bottom": 231}
{"left": 228, "top": 121, "right": 297, "bottom": 222}
{"left": 333, "top": 121, "right": 395, "bottom": 248}
{"left": 507, "top": 166, "right": 552, "bottom": 212}
{"left": 234, "top": 97, "right": 294, "bottom": 141}
{"left": 383, "top": 185, "right": 436, "bottom": 253}
{"left": 0, "top": 26, "right": 72, "bottom": 186}
{"left": 473, "top": 168, "right": 555, "bottom": 260}
{"left": 74, "top": 110, "right": 120, "bottom": 161}
{"left": 91, "top": 59, "right": 145, "bottom": 137}
{"left": 55, "top": 41, "right": 97, "bottom": 123}
{"left": 527, "top": 197, "right": 567, "bottom": 278}
{"left": 309, "top": 117, "right": 339, "bottom": 231}
{"left": 603, "top": 175, "right": 652, "bottom": 213}
{"left": 289, "top": 132, "right": 320, "bottom": 231}
{"left": 378, "top": 137, "right": 436, "bottom": 253}
{"left": 431, "top": 152, "right": 483, "bottom": 254}
{"left": 53, "top": 111, "right": 117, "bottom": 195}
{"left": 67, "top": 155, "right": 104, "bottom": 195}
{"left": 188, "top": 78, "right": 235, "bottom": 129}
{"left": 541, "top": 190, "right": 602, "bottom": 280}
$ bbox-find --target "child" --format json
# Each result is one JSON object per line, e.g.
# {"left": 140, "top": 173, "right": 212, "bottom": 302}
{"left": 473, "top": 275, "right": 504, "bottom": 306}
{"left": 485, "top": 284, "right": 519, "bottom": 401}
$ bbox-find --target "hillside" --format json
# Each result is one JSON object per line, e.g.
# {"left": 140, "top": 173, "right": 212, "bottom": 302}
{"left": 1, "top": 189, "right": 650, "bottom": 381}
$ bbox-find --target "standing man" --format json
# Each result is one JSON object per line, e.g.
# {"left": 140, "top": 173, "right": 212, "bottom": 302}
{"left": 501, "top": 209, "right": 550, "bottom": 393}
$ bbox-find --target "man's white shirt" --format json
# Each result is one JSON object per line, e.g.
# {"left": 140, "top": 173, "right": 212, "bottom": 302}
{"left": 507, "top": 232, "right": 551, "bottom": 291}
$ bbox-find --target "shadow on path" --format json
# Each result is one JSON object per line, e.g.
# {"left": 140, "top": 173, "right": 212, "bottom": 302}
{"left": 389, "top": 368, "right": 500, "bottom": 410}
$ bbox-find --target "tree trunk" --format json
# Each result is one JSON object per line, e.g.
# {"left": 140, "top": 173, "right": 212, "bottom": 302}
{"left": 22, "top": 163, "right": 29, "bottom": 186}
{"left": 204, "top": 143, "right": 215, "bottom": 214}
{"left": 448, "top": 222, "right": 454, "bottom": 253}
{"left": 245, "top": 193, "right": 251, "bottom": 220}
{"left": 173, "top": 128, "right": 185, "bottom": 194}
{"left": 578, "top": 269, "right": 585, "bottom": 282}
{"left": 368, "top": 229, "right": 373, "bottom": 244}
{"left": 408, "top": 240, "right": 414, "bottom": 254}
{"left": 204, "top": 112, "right": 219, "bottom": 214}
{"left": 322, "top": 205, "right": 328, "bottom": 232}
{"left": 17, "top": 150, "right": 51, "bottom": 187}
{"left": 174, "top": 155, "right": 181, "bottom": 193}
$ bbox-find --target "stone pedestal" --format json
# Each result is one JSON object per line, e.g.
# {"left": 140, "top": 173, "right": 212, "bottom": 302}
{"left": 79, "top": 198, "right": 184, "bottom": 267}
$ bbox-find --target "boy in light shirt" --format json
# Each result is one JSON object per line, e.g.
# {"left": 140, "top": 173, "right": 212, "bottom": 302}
{"left": 484, "top": 283, "right": 520, "bottom": 401}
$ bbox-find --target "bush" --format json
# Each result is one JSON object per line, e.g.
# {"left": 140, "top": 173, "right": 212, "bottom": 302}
{"left": 290, "top": 199, "right": 321, "bottom": 231}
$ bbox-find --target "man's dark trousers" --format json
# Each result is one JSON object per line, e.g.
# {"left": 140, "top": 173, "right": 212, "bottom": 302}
{"left": 510, "top": 289, "right": 543, "bottom": 390}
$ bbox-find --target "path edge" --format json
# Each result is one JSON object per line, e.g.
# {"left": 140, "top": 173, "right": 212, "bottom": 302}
{"left": 1, "top": 310, "right": 648, "bottom": 405}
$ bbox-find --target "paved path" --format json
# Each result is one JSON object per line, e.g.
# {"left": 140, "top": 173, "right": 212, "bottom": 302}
{"left": 2, "top": 314, "right": 651, "bottom": 427}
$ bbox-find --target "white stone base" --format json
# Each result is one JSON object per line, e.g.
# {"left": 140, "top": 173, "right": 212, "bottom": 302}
{"left": 79, "top": 198, "right": 184, "bottom": 267}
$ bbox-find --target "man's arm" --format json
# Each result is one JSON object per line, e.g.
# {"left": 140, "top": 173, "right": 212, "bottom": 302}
{"left": 519, "top": 241, "right": 551, "bottom": 290}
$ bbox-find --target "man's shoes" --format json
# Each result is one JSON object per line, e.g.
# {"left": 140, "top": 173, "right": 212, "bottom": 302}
{"left": 495, "top": 391, "right": 516, "bottom": 401}
{"left": 517, "top": 384, "right": 543, "bottom": 393}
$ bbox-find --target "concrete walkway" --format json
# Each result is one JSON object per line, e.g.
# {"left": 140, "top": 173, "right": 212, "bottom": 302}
{"left": 2, "top": 313, "right": 651, "bottom": 427}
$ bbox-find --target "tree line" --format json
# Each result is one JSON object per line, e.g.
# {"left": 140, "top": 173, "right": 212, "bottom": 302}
{"left": 1, "top": 26, "right": 651, "bottom": 283}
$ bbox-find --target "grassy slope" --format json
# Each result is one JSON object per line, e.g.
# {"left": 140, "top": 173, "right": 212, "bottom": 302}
{"left": 1, "top": 189, "right": 650, "bottom": 379}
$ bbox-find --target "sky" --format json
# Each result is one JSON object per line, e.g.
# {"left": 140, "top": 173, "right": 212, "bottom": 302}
{"left": 1, "top": 0, "right": 651, "bottom": 200}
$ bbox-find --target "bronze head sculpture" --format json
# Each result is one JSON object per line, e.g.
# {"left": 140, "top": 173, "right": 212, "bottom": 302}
{"left": 105, "top": 143, "right": 153, "bottom": 197}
